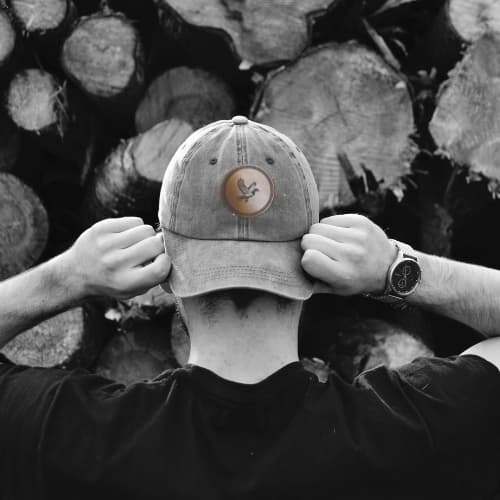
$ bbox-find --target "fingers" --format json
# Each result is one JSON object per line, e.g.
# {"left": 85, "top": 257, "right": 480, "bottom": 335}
{"left": 319, "top": 214, "right": 369, "bottom": 228}
{"left": 130, "top": 252, "right": 171, "bottom": 291}
{"left": 94, "top": 217, "right": 144, "bottom": 233}
{"left": 309, "top": 223, "right": 360, "bottom": 243}
{"left": 120, "top": 233, "right": 165, "bottom": 267}
{"left": 113, "top": 224, "right": 156, "bottom": 249}
{"left": 301, "top": 249, "right": 343, "bottom": 287}
{"left": 301, "top": 233, "right": 344, "bottom": 261}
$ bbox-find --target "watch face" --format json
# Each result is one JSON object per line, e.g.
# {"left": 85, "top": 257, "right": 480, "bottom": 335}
{"left": 390, "top": 259, "right": 421, "bottom": 296}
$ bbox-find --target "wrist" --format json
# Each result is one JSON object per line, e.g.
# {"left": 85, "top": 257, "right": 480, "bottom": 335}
{"left": 49, "top": 250, "right": 89, "bottom": 304}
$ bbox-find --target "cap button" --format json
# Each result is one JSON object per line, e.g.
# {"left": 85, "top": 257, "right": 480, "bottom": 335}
{"left": 231, "top": 115, "right": 248, "bottom": 125}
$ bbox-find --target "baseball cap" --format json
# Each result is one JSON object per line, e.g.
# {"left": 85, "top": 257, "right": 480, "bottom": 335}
{"left": 158, "top": 116, "right": 319, "bottom": 300}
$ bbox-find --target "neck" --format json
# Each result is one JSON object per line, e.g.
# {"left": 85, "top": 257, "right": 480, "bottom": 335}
{"left": 180, "top": 295, "right": 302, "bottom": 383}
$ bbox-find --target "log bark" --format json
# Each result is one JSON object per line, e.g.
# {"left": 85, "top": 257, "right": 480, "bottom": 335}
{"left": 94, "top": 324, "right": 176, "bottom": 385}
{"left": 135, "top": 66, "right": 237, "bottom": 133}
{"left": 0, "top": 113, "right": 21, "bottom": 173}
{"left": 0, "top": 304, "right": 105, "bottom": 368}
{"left": 61, "top": 11, "right": 145, "bottom": 121}
{"left": 155, "top": 0, "right": 339, "bottom": 68}
{"left": 430, "top": 35, "right": 500, "bottom": 193}
{"left": 8, "top": 0, "right": 77, "bottom": 43}
{"left": 254, "top": 42, "right": 416, "bottom": 212}
{"left": 6, "top": 68, "right": 97, "bottom": 183}
{"left": 0, "top": 173, "right": 48, "bottom": 280}
{"left": 0, "top": 6, "right": 16, "bottom": 71}
{"left": 422, "top": 0, "right": 500, "bottom": 77}
{"left": 81, "top": 118, "right": 193, "bottom": 226}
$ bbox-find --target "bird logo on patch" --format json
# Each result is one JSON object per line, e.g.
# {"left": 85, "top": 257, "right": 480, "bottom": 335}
{"left": 237, "top": 178, "right": 259, "bottom": 202}
{"left": 223, "top": 166, "right": 274, "bottom": 217}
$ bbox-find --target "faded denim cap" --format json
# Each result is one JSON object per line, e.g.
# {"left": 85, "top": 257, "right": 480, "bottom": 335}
{"left": 158, "top": 116, "right": 319, "bottom": 299}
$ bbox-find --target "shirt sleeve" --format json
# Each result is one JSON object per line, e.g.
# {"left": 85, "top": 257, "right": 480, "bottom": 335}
{"left": 0, "top": 361, "right": 124, "bottom": 499}
{"left": 352, "top": 354, "right": 500, "bottom": 495}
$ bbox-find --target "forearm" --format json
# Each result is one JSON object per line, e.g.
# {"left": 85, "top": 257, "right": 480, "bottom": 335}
{"left": 408, "top": 252, "right": 500, "bottom": 337}
{"left": 0, "top": 252, "right": 84, "bottom": 349}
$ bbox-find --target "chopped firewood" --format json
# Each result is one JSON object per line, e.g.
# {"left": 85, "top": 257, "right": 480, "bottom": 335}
{"left": 0, "top": 113, "right": 21, "bottom": 172}
{"left": 8, "top": 0, "right": 77, "bottom": 42}
{"left": 0, "top": 173, "right": 48, "bottom": 280}
{"left": 135, "top": 66, "right": 237, "bottom": 133}
{"left": 94, "top": 323, "right": 176, "bottom": 385}
{"left": 155, "top": 0, "right": 339, "bottom": 67}
{"left": 255, "top": 42, "right": 416, "bottom": 211}
{"left": 423, "top": 0, "right": 500, "bottom": 76}
{"left": 430, "top": 35, "right": 500, "bottom": 194}
{"left": 61, "top": 11, "right": 145, "bottom": 121}
{"left": 81, "top": 118, "right": 193, "bottom": 225}
{"left": 0, "top": 6, "right": 16, "bottom": 71}
{"left": 6, "top": 67, "right": 97, "bottom": 183}
{"left": 0, "top": 305, "right": 105, "bottom": 368}
{"left": 328, "top": 318, "right": 434, "bottom": 382}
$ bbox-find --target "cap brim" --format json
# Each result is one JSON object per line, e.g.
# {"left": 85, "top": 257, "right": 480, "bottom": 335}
{"left": 163, "top": 230, "right": 313, "bottom": 300}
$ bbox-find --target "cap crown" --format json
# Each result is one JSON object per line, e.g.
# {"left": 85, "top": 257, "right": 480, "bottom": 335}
{"left": 159, "top": 117, "right": 319, "bottom": 241}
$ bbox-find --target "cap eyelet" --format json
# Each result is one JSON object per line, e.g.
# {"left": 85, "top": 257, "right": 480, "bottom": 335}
{"left": 209, "top": 158, "right": 218, "bottom": 165}
{"left": 266, "top": 157, "right": 274, "bottom": 165}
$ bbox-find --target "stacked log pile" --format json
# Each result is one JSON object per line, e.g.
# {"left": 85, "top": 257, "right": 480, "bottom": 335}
{"left": 1, "top": 0, "right": 500, "bottom": 383}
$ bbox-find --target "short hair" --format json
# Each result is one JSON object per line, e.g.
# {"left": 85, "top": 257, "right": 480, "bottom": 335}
{"left": 198, "top": 289, "right": 295, "bottom": 319}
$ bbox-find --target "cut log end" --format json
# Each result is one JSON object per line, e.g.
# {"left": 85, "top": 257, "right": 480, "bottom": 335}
{"left": 62, "top": 13, "right": 144, "bottom": 99}
{"left": 135, "top": 67, "right": 237, "bottom": 133}
{"left": 255, "top": 42, "right": 415, "bottom": 210}
{"left": 0, "top": 8, "right": 16, "bottom": 67}
{"left": 430, "top": 35, "right": 500, "bottom": 182}
{"left": 449, "top": 0, "right": 500, "bottom": 42}
{"left": 10, "top": 0, "right": 69, "bottom": 33}
{"left": 0, "top": 173, "right": 48, "bottom": 280}
{"left": 7, "top": 68, "right": 64, "bottom": 132}
{"left": 1, "top": 306, "right": 102, "bottom": 368}
{"left": 158, "top": 0, "right": 336, "bottom": 66}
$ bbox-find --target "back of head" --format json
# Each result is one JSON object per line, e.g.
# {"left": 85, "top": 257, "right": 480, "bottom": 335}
{"left": 158, "top": 116, "right": 319, "bottom": 311}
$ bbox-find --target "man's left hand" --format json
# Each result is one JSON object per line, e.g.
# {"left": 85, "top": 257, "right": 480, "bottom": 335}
{"left": 301, "top": 214, "right": 397, "bottom": 296}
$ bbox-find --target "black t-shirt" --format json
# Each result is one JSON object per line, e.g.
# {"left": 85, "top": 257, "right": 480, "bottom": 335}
{"left": 0, "top": 352, "right": 499, "bottom": 500}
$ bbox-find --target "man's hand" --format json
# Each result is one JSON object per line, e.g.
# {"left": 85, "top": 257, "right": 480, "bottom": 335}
{"left": 59, "top": 217, "right": 171, "bottom": 300}
{"left": 301, "top": 214, "right": 396, "bottom": 296}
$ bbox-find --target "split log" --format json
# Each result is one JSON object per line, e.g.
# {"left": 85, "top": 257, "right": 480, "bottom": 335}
{"left": 0, "top": 305, "right": 105, "bottom": 368}
{"left": 170, "top": 311, "right": 190, "bottom": 367}
{"left": 135, "top": 66, "right": 237, "bottom": 133}
{"left": 0, "top": 113, "right": 21, "bottom": 173}
{"left": 430, "top": 35, "right": 500, "bottom": 193}
{"left": 0, "top": 6, "right": 16, "bottom": 72}
{"left": 0, "top": 173, "right": 48, "bottom": 280}
{"left": 155, "top": 0, "right": 339, "bottom": 68}
{"left": 6, "top": 68, "right": 97, "bottom": 183}
{"left": 81, "top": 118, "right": 192, "bottom": 226}
{"left": 95, "top": 324, "right": 176, "bottom": 385}
{"left": 8, "top": 0, "right": 77, "bottom": 44}
{"left": 61, "top": 11, "right": 145, "bottom": 121}
{"left": 327, "top": 319, "right": 434, "bottom": 382}
{"left": 255, "top": 42, "right": 416, "bottom": 212}
{"left": 423, "top": 0, "right": 500, "bottom": 77}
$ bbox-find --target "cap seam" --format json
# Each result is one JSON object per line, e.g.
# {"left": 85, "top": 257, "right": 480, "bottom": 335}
{"left": 161, "top": 227, "right": 303, "bottom": 244}
{"left": 253, "top": 123, "right": 313, "bottom": 226}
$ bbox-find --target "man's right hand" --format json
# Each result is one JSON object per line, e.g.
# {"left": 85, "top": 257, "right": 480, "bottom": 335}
{"left": 58, "top": 217, "right": 171, "bottom": 301}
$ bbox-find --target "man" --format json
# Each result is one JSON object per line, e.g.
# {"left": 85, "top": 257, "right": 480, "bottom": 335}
{"left": 0, "top": 117, "right": 499, "bottom": 499}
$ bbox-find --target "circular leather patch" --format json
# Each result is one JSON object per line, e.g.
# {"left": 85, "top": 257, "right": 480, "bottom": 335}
{"left": 223, "top": 166, "right": 275, "bottom": 217}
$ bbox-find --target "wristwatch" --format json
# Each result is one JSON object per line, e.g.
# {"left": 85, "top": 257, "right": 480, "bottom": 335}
{"left": 366, "top": 239, "right": 422, "bottom": 307}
